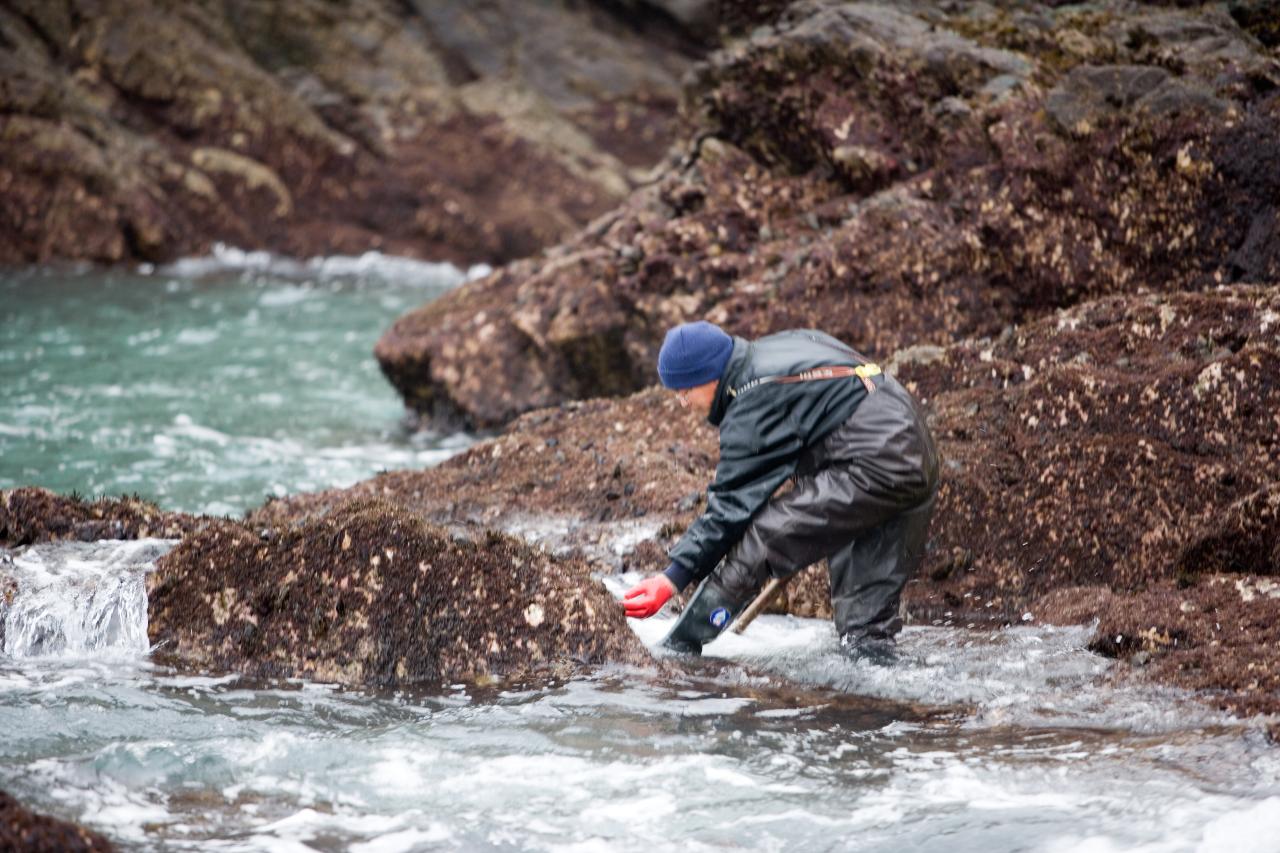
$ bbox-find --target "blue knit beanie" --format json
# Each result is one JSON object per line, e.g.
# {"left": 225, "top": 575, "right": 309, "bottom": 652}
{"left": 657, "top": 321, "right": 733, "bottom": 389}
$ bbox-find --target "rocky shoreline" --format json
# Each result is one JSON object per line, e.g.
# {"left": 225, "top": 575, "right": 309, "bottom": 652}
{"left": 2, "top": 0, "right": 1279, "bottom": 747}
{"left": 360, "top": 0, "right": 1280, "bottom": 719}
{"left": 3, "top": 277, "right": 1277, "bottom": 718}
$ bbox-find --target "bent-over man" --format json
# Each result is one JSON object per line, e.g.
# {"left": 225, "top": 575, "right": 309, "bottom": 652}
{"left": 623, "top": 321, "right": 939, "bottom": 658}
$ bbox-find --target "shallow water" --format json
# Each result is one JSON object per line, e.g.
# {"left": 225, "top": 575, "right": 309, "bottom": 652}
{"left": 0, "top": 247, "right": 481, "bottom": 515}
{"left": 3, "top": 541, "right": 1280, "bottom": 852}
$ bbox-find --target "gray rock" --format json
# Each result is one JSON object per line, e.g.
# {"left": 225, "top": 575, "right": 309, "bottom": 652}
{"left": 1047, "top": 65, "right": 1171, "bottom": 133}
{"left": 1138, "top": 78, "right": 1228, "bottom": 118}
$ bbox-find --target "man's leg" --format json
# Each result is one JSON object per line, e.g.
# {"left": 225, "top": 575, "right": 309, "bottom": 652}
{"left": 659, "top": 571, "right": 759, "bottom": 654}
{"left": 828, "top": 492, "right": 936, "bottom": 647}
{"left": 661, "top": 466, "right": 907, "bottom": 654}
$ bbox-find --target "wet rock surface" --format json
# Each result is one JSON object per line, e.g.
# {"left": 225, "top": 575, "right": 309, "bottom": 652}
{"left": 0, "top": 488, "right": 201, "bottom": 548}
{"left": 0, "top": 790, "right": 113, "bottom": 852}
{"left": 0, "top": 0, "right": 698, "bottom": 265}
{"left": 895, "top": 284, "right": 1280, "bottom": 714}
{"left": 377, "top": 0, "right": 1280, "bottom": 428}
{"left": 148, "top": 499, "right": 651, "bottom": 689}
{"left": 248, "top": 390, "right": 711, "bottom": 565}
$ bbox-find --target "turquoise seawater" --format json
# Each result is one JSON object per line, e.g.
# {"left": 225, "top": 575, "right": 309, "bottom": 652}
{"left": 0, "top": 248, "right": 479, "bottom": 515}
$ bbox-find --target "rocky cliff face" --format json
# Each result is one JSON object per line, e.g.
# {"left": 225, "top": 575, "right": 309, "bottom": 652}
{"left": 375, "top": 0, "right": 1280, "bottom": 428}
{"left": 0, "top": 0, "right": 700, "bottom": 265}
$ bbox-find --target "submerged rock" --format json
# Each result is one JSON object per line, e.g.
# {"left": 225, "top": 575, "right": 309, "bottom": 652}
{"left": 148, "top": 499, "right": 650, "bottom": 689}
{"left": 0, "top": 790, "right": 113, "bottom": 852}
{"left": 377, "top": 0, "right": 1280, "bottom": 428}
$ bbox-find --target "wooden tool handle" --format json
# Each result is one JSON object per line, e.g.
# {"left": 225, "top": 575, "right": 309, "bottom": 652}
{"left": 730, "top": 576, "right": 790, "bottom": 635}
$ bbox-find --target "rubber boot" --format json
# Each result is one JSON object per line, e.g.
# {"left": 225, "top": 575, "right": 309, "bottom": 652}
{"left": 839, "top": 633, "right": 898, "bottom": 666}
{"left": 660, "top": 575, "right": 751, "bottom": 655}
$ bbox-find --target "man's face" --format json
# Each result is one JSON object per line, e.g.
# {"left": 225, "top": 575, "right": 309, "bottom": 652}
{"left": 675, "top": 379, "right": 718, "bottom": 418}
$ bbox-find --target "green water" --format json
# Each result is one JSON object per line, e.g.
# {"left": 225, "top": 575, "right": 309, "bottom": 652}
{"left": 0, "top": 249, "right": 479, "bottom": 515}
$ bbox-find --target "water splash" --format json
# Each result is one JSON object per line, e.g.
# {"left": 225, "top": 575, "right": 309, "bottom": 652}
{"left": 158, "top": 243, "right": 492, "bottom": 285}
{"left": 0, "top": 539, "right": 175, "bottom": 658}
{"left": 0, "top": 547, "right": 1277, "bottom": 850}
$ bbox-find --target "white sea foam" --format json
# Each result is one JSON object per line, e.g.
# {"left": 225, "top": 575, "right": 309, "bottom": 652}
{"left": 609, "top": 571, "right": 1232, "bottom": 734}
{"left": 1, "top": 539, "right": 175, "bottom": 658}
{"left": 3, "top": 540, "right": 1279, "bottom": 853}
{"left": 161, "top": 244, "right": 490, "bottom": 287}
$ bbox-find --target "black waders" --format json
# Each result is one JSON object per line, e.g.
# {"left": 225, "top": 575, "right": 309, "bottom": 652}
{"left": 660, "top": 574, "right": 753, "bottom": 654}
{"left": 663, "top": 374, "right": 939, "bottom": 657}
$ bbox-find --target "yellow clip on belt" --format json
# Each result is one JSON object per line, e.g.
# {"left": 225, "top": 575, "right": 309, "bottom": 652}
{"left": 854, "top": 363, "right": 880, "bottom": 393}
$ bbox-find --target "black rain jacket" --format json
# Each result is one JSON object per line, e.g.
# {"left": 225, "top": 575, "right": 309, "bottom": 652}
{"left": 668, "top": 329, "right": 877, "bottom": 583}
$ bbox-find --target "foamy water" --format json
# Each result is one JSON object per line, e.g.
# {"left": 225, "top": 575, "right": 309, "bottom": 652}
{"left": 2, "top": 541, "right": 1279, "bottom": 852}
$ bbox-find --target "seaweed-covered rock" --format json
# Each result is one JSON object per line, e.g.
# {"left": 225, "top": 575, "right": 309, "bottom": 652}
{"left": 248, "top": 389, "right": 711, "bottom": 555}
{"left": 0, "top": 488, "right": 201, "bottom": 548}
{"left": 0, "top": 790, "right": 113, "bottom": 852}
{"left": 1088, "top": 576, "right": 1280, "bottom": 718}
{"left": 0, "top": 0, "right": 697, "bottom": 265}
{"left": 376, "top": 0, "right": 1280, "bottom": 428}
{"left": 148, "top": 499, "right": 650, "bottom": 688}
{"left": 897, "top": 284, "right": 1279, "bottom": 616}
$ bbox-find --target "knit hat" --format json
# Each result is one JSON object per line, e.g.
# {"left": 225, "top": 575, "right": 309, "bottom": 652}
{"left": 657, "top": 321, "right": 733, "bottom": 389}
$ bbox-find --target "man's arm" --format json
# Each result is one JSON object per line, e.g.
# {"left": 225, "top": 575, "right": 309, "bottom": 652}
{"left": 666, "top": 394, "right": 803, "bottom": 589}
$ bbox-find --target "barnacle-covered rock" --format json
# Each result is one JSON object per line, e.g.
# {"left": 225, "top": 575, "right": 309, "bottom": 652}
{"left": 0, "top": 488, "right": 200, "bottom": 548}
{"left": 148, "top": 499, "right": 651, "bottom": 689}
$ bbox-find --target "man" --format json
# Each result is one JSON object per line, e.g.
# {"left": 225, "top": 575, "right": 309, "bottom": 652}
{"left": 622, "top": 320, "right": 939, "bottom": 658}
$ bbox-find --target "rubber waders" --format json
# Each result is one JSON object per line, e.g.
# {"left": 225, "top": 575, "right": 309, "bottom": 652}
{"left": 660, "top": 575, "right": 751, "bottom": 654}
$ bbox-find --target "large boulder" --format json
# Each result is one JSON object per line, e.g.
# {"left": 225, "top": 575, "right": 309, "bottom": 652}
{"left": 893, "top": 284, "right": 1279, "bottom": 614}
{"left": 376, "top": 0, "right": 1280, "bottom": 428}
{"left": 148, "top": 499, "right": 651, "bottom": 688}
{"left": 0, "top": 0, "right": 699, "bottom": 265}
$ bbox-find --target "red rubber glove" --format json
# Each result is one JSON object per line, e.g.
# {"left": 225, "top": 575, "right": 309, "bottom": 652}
{"left": 623, "top": 575, "right": 676, "bottom": 618}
